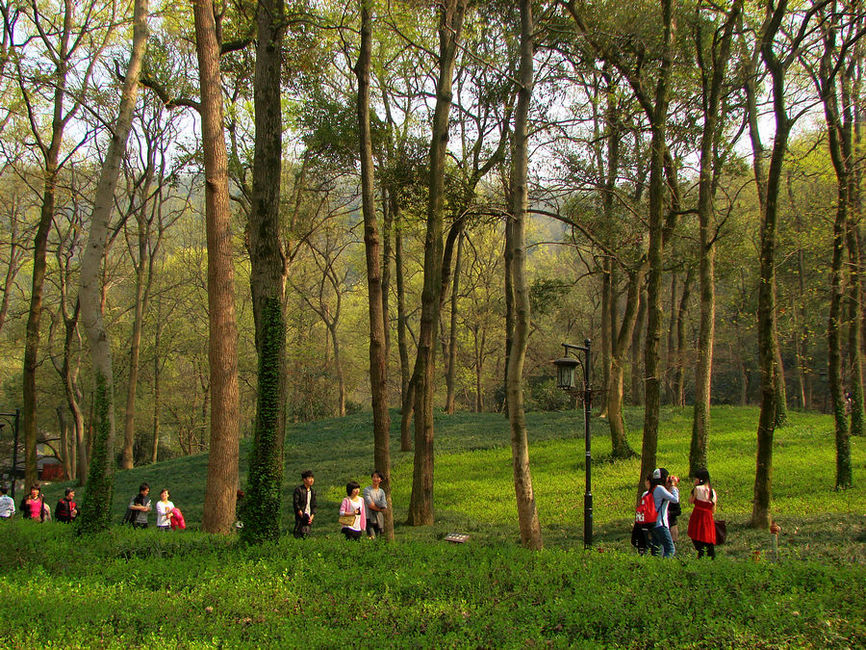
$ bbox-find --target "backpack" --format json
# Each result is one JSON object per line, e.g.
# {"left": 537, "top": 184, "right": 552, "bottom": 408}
{"left": 634, "top": 487, "right": 657, "bottom": 524}
{"left": 121, "top": 507, "right": 135, "bottom": 525}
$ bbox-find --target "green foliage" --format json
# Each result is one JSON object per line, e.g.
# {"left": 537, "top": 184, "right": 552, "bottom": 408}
{"left": 242, "top": 298, "right": 287, "bottom": 544}
{"left": 10, "top": 407, "right": 866, "bottom": 645}
{"left": 77, "top": 371, "right": 115, "bottom": 535}
{"left": 1, "top": 521, "right": 864, "bottom": 647}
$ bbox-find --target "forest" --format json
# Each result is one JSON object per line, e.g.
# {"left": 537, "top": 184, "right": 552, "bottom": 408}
{"left": 0, "top": 0, "right": 862, "bottom": 546}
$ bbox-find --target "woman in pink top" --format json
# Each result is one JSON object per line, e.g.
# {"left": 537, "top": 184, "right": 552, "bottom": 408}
{"left": 339, "top": 481, "right": 366, "bottom": 541}
{"left": 20, "top": 484, "right": 46, "bottom": 522}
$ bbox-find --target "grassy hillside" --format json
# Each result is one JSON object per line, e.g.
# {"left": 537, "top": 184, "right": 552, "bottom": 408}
{"left": 39, "top": 405, "right": 865, "bottom": 560}
{"left": 5, "top": 406, "right": 865, "bottom": 648}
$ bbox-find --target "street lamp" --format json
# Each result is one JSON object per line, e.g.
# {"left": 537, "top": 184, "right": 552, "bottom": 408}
{"left": 552, "top": 340, "right": 592, "bottom": 548}
{"left": 0, "top": 409, "right": 21, "bottom": 498}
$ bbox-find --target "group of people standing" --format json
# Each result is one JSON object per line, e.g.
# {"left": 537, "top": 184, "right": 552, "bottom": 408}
{"left": 292, "top": 470, "right": 388, "bottom": 541}
{"left": 632, "top": 467, "right": 718, "bottom": 559}
{"left": 0, "top": 483, "right": 79, "bottom": 523}
{"left": 124, "top": 482, "right": 185, "bottom": 530}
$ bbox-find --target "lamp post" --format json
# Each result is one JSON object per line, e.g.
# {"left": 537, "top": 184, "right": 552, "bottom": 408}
{"left": 553, "top": 340, "right": 592, "bottom": 548}
{"left": 0, "top": 409, "right": 21, "bottom": 498}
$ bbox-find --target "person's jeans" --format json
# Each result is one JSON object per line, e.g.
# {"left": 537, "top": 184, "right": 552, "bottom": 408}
{"left": 651, "top": 525, "right": 676, "bottom": 558}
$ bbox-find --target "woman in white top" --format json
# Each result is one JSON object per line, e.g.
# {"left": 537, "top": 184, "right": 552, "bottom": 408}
{"left": 339, "top": 481, "right": 366, "bottom": 541}
{"left": 155, "top": 488, "right": 175, "bottom": 530}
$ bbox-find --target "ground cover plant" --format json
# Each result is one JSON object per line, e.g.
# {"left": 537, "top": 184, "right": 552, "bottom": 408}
{"left": 6, "top": 406, "right": 865, "bottom": 647}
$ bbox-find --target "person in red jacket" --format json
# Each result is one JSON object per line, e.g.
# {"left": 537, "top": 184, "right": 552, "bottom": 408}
{"left": 55, "top": 488, "right": 79, "bottom": 523}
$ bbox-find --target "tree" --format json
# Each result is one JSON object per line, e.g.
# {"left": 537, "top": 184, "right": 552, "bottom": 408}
{"left": 241, "top": 0, "right": 287, "bottom": 544}
{"left": 811, "top": 0, "right": 861, "bottom": 488}
{"left": 79, "top": 0, "right": 149, "bottom": 533}
{"left": 356, "top": 0, "right": 393, "bottom": 539}
{"left": 408, "top": 0, "right": 468, "bottom": 526}
{"left": 11, "top": 0, "right": 114, "bottom": 490}
{"left": 689, "top": 0, "right": 743, "bottom": 476}
{"left": 507, "top": 0, "right": 543, "bottom": 550}
{"left": 193, "top": 0, "right": 241, "bottom": 535}
{"left": 564, "top": 0, "right": 679, "bottom": 490}
{"left": 749, "top": 0, "right": 820, "bottom": 528}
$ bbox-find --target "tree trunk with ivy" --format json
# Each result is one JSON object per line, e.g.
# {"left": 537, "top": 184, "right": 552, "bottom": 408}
{"left": 241, "top": 0, "right": 288, "bottom": 544}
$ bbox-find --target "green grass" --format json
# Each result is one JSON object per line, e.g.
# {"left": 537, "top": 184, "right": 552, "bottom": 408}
{"left": 7, "top": 406, "right": 865, "bottom": 647}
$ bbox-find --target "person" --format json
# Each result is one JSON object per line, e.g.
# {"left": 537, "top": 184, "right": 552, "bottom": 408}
{"left": 55, "top": 487, "right": 79, "bottom": 523}
{"left": 128, "top": 483, "right": 152, "bottom": 529}
{"left": 667, "top": 476, "right": 682, "bottom": 543}
{"left": 363, "top": 470, "right": 387, "bottom": 538}
{"left": 155, "top": 488, "right": 175, "bottom": 531}
{"left": 339, "top": 481, "right": 366, "bottom": 541}
{"left": 688, "top": 468, "right": 717, "bottom": 559}
{"left": 630, "top": 474, "right": 654, "bottom": 555}
{"left": 0, "top": 485, "right": 15, "bottom": 519}
{"left": 650, "top": 468, "right": 679, "bottom": 558}
{"left": 20, "top": 483, "right": 47, "bottom": 522}
{"left": 292, "top": 470, "right": 317, "bottom": 539}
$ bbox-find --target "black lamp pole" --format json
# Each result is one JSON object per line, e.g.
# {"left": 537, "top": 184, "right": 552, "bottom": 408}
{"left": 556, "top": 340, "right": 592, "bottom": 548}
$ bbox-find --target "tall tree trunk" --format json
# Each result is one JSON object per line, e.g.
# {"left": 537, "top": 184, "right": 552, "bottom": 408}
{"left": 56, "top": 406, "right": 71, "bottom": 480}
{"left": 664, "top": 271, "right": 678, "bottom": 404}
{"left": 788, "top": 171, "right": 810, "bottom": 409}
{"left": 120, "top": 192, "right": 154, "bottom": 470}
{"left": 445, "top": 225, "right": 465, "bottom": 414}
{"left": 151, "top": 309, "right": 162, "bottom": 464}
{"left": 690, "top": 0, "right": 741, "bottom": 476}
{"left": 508, "top": 0, "right": 542, "bottom": 550}
{"left": 78, "top": 0, "right": 148, "bottom": 533}
{"left": 751, "top": 0, "right": 799, "bottom": 527}
{"left": 773, "top": 333, "right": 788, "bottom": 426}
{"left": 638, "top": 0, "right": 676, "bottom": 492}
{"left": 630, "top": 288, "right": 646, "bottom": 405}
{"left": 356, "top": 0, "right": 394, "bottom": 540}
{"left": 396, "top": 222, "right": 413, "bottom": 451}
{"left": 674, "top": 269, "right": 693, "bottom": 406}
{"left": 503, "top": 187, "right": 514, "bottom": 415}
{"left": 818, "top": 7, "right": 854, "bottom": 487}
{"left": 382, "top": 187, "right": 392, "bottom": 356}
{"left": 599, "top": 257, "right": 612, "bottom": 417}
{"left": 241, "top": 0, "right": 288, "bottom": 544}
{"left": 23, "top": 124, "right": 62, "bottom": 491}
{"left": 408, "top": 0, "right": 467, "bottom": 526}
{"left": 848, "top": 201, "right": 864, "bottom": 438}
{"left": 607, "top": 268, "right": 643, "bottom": 458}
{"left": 194, "top": 0, "right": 240, "bottom": 534}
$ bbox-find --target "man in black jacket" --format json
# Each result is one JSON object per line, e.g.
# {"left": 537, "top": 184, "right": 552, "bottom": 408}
{"left": 292, "top": 470, "right": 317, "bottom": 539}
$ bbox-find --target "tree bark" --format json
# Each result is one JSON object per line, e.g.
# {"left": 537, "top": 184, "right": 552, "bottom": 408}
{"left": 78, "top": 0, "right": 148, "bottom": 533}
{"left": 445, "top": 225, "right": 465, "bottom": 414}
{"left": 751, "top": 0, "right": 799, "bottom": 527}
{"left": 356, "top": 0, "right": 394, "bottom": 540}
{"left": 396, "top": 221, "right": 413, "bottom": 451}
{"left": 241, "top": 0, "right": 288, "bottom": 544}
{"left": 607, "top": 267, "right": 643, "bottom": 458}
{"left": 818, "top": 7, "right": 854, "bottom": 487}
{"left": 121, "top": 170, "right": 155, "bottom": 470}
{"left": 194, "top": 0, "right": 241, "bottom": 534}
{"left": 638, "top": 0, "right": 676, "bottom": 492}
{"left": 690, "top": 0, "right": 741, "bottom": 476}
{"left": 508, "top": 0, "right": 543, "bottom": 550}
{"left": 408, "top": 0, "right": 467, "bottom": 526}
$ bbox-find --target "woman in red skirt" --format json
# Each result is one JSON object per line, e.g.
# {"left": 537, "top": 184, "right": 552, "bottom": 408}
{"left": 687, "top": 468, "right": 717, "bottom": 559}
